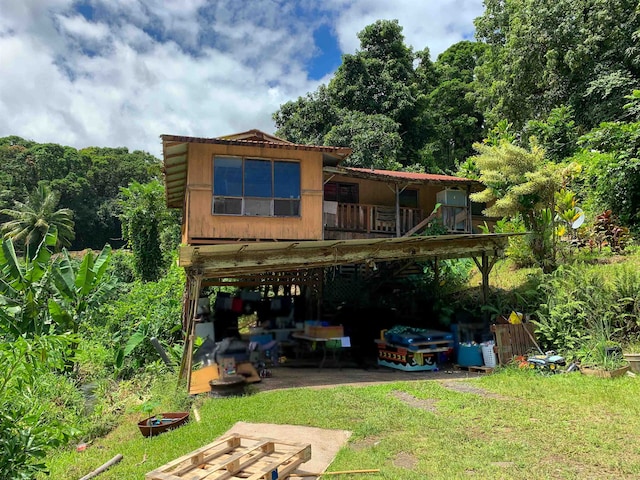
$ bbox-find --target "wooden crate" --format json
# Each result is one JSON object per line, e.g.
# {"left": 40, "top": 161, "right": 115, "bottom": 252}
{"left": 145, "top": 434, "right": 311, "bottom": 480}
{"left": 491, "top": 323, "right": 537, "bottom": 365}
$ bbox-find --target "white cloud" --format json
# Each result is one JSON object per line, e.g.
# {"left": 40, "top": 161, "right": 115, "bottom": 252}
{"left": 330, "top": 0, "right": 483, "bottom": 59}
{"left": 55, "top": 14, "right": 110, "bottom": 41}
{"left": 0, "top": 0, "right": 483, "bottom": 157}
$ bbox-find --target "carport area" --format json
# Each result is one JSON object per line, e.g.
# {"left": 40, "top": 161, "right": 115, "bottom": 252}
{"left": 177, "top": 233, "right": 516, "bottom": 391}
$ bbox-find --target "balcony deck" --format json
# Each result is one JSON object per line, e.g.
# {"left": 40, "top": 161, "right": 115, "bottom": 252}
{"left": 323, "top": 203, "right": 471, "bottom": 239}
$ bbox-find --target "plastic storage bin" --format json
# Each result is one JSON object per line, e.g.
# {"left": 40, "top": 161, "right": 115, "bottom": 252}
{"left": 457, "top": 343, "right": 483, "bottom": 367}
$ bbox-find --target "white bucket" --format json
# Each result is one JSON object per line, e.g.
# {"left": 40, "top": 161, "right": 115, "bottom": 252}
{"left": 481, "top": 342, "right": 497, "bottom": 368}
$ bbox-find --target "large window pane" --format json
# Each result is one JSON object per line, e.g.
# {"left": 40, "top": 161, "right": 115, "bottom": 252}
{"left": 274, "top": 161, "right": 300, "bottom": 199}
{"left": 244, "top": 159, "right": 272, "bottom": 197}
{"left": 274, "top": 199, "right": 300, "bottom": 216}
{"left": 213, "top": 157, "right": 242, "bottom": 197}
{"left": 213, "top": 197, "right": 242, "bottom": 215}
{"left": 244, "top": 198, "right": 271, "bottom": 216}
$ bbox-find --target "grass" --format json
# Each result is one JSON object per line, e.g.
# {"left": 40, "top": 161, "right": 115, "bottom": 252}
{"left": 44, "top": 367, "right": 640, "bottom": 479}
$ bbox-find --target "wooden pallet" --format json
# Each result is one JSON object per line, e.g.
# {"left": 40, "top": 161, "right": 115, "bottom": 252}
{"left": 490, "top": 323, "right": 537, "bottom": 365}
{"left": 454, "top": 365, "right": 494, "bottom": 374}
{"left": 145, "top": 434, "right": 311, "bottom": 480}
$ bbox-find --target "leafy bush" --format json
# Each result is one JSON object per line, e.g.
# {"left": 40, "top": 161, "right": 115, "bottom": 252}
{"left": 0, "top": 336, "right": 78, "bottom": 479}
{"left": 104, "top": 258, "right": 185, "bottom": 376}
{"left": 108, "top": 249, "right": 137, "bottom": 284}
{"left": 576, "top": 122, "right": 640, "bottom": 231}
{"left": 592, "top": 210, "right": 630, "bottom": 253}
{"left": 481, "top": 217, "right": 535, "bottom": 267}
{"left": 534, "top": 262, "right": 640, "bottom": 355}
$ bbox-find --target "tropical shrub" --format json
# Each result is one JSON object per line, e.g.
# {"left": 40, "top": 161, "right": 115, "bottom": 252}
{"left": 105, "top": 259, "right": 185, "bottom": 376}
{"left": 534, "top": 262, "right": 640, "bottom": 355}
{"left": 592, "top": 210, "right": 630, "bottom": 253}
{"left": 118, "top": 181, "right": 180, "bottom": 282}
{"left": 576, "top": 121, "right": 640, "bottom": 231}
{"left": 107, "top": 248, "right": 137, "bottom": 284}
{"left": 0, "top": 335, "right": 78, "bottom": 479}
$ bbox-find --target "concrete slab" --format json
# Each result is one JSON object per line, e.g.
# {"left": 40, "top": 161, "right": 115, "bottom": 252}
{"left": 224, "top": 421, "right": 352, "bottom": 479}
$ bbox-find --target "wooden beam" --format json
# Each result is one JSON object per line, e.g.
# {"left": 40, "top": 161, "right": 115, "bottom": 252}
{"left": 466, "top": 184, "right": 473, "bottom": 233}
{"left": 403, "top": 206, "right": 441, "bottom": 237}
{"left": 178, "top": 273, "right": 202, "bottom": 390}
{"left": 472, "top": 252, "right": 499, "bottom": 304}
{"left": 395, "top": 184, "right": 401, "bottom": 238}
{"left": 188, "top": 247, "right": 504, "bottom": 277}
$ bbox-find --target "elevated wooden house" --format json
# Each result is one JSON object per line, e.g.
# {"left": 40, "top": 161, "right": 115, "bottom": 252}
{"left": 162, "top": 129, "right": 490, "bottom": 246}
{"left": 162, "top": 130, "right": 511, "bottom": 388}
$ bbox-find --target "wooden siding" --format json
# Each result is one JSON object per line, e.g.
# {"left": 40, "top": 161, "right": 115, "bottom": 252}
{"left": 183, "top": 143, "right": 324, "bottom": 243}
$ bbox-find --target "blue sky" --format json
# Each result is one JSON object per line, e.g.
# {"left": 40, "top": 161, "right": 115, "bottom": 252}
{"left": 0, "top": 0, "right": 483, "bottom": 156}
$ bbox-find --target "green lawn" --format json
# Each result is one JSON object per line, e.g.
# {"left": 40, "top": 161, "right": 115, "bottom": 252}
{"left": 45, "top": 368, "right": 640, "bottom": 479}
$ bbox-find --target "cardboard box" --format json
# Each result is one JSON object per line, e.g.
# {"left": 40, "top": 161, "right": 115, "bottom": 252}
{"left": 189, "top": 365, "right": 219, "bottom": 394}
{"left": 306, "top": 325, "right": 344, "bottom": 338}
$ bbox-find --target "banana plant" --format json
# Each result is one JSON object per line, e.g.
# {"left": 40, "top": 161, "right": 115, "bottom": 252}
{"left": 48, "top": 244, "right": 116, "bottom": 336}
{"left": 0, "top": 226, "right": 57, "bottom": 338}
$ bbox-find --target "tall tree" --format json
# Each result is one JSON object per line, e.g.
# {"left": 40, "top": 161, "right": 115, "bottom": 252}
{"left": 274, "top": 20, "right": 437, "bottom": 169}
{"left": 324, "top": 111, "right": 403, "bottom": 169}
{"left": 118, "top": 181, "right": 170, "bottom": 282}
{"left": 475, "top": 0, "right": 640, "bottom": 131}
{"left": 427, "top": 41, "right": 488, "bottom": 171}
{"left": 272, "top": 85, "right": 337, "bottom": 145}
{"left": 524, "top": 105, "right": 580, "bottom": 162}
{"left": 1, "top": 183, "right": 74, "bottom": 254}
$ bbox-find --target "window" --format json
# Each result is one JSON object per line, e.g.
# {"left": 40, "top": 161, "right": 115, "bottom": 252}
{"left": 324, "top": 182, "right": 359, "bottom": 203}
{"left": 212, "top": 156, "right": 300, "bottom": 216}
{"left": 471, "top": 201, "right": 486, "bottom": 216}
{"left": 399, "top": 189, "right": 418, "bottom": 209}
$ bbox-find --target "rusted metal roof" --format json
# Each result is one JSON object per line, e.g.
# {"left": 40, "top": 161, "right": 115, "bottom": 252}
{"left": 179, "top": 233, "right": 514, "bottom": 278}
{"left": 347, "top": 167, "right": 474, "bottom": 183}
{"left": 161, "top": 130, "right": 352, "bottom": 208}
{"left": 324, "top": 166, "right": 480, "bottom": 187}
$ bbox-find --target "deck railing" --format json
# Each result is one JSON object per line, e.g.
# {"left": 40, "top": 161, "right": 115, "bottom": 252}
{"left": 324, "top": 203, "right": 423, "bottom": 235}
{"left": 324, "top": 202, "right": 470, "bottom": 236}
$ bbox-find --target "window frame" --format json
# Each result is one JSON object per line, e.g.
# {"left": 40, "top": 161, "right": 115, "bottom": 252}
{"left": 212, "top": 156, "right": 301, "bottom": 217}
{"left": 324, "top": 181, "right": 359, "bottom": 204}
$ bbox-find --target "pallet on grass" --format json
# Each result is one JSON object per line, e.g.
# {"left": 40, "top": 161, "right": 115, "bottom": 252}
{"left": 145, "top": 434, "right": 311, "bottom": 480}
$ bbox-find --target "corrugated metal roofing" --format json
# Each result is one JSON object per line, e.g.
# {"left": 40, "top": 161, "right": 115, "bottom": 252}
{"left": 161, "top": 131, "right": 352, "bottom": 156}
{"left": 346, "top": 167, "right": 472, "bottom": 183}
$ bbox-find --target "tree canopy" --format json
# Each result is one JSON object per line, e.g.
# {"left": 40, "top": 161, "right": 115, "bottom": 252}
{"left": 0, "top": 138, "right": 160, "bottom": 251}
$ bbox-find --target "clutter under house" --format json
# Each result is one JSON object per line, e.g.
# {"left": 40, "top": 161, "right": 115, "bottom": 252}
{"left": 183, "top": 275, "right": 548, "bottom": 396}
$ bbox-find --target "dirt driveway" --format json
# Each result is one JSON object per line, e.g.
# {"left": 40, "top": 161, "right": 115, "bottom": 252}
{"left": 252, "top": 364, "right": 486, "bottom": 392}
